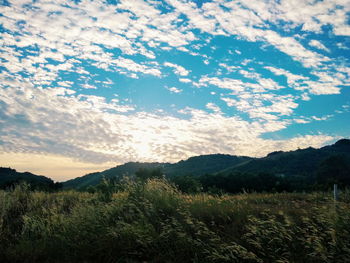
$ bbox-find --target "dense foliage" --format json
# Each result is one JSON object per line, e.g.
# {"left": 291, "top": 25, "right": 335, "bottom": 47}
{"left": 1, "top": 180, "right": 349, "bottom": 262}
{"left": 172, "top": 155, "right": 350, "bottom": 194}
{"left": 63, "top": 139, "right": 350, "bottom": 190}
{"left": 63, "top": 154, "right": 249, "bottom": 189}
{"left": 1, "top": 139, "right": 349, "bottom": 262}
{"left": 0, "top": 168, "right": 61, "bottom": 191}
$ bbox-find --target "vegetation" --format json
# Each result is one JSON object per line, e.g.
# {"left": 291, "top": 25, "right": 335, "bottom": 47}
{"left": 62, "top": 155, "right": 249, "bottom": 190}
{"left": 1, "top": 180, "right": 349, "bottom": 262}
{"left": 172, "top": 159, "right": 350, "bottom": 194}
{"left": 62, "top": 139, "right": 350, "bottom": 190}
{"left": 1, "top": 139, "right": 349, "bottom": 262}
{"left": 0, "top": 168, "right": 61, "bottom": 191}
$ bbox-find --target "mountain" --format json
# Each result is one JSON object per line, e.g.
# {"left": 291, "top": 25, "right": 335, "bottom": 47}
{"left": 63, "top": 154, "right": 251, "bottom": 189}
{"left": 62, "top": 139, "right": 350, "bottom": 190}
{"left": 63, "top": 162, "right": 164, "bottom": 189}
{"left": 0, "top": 167, "right": 58, "bottom": 190}
{"left": 220, "top": 138, "right": 350, "bottom": 176}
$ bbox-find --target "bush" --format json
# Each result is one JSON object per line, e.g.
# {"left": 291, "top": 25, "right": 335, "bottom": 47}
{"left": 0, "top": 181, "right": 349, "bottom": 262}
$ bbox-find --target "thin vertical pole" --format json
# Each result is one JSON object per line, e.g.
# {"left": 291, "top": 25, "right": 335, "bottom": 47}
{"left": 334, "top": 184, "right": 338, "bottom": 201}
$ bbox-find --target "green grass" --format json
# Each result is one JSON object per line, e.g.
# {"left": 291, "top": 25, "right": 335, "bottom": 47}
{"left": 0, "top": 180, "right": 349, "bottom": 262}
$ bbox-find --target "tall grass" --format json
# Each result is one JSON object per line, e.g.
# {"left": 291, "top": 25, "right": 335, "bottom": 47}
{"left": 0, "top": 180, "right": 349, "bottom": 262}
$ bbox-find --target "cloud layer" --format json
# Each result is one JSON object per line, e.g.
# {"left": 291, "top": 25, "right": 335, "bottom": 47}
{"left": 1, "top": 0, "right": 349, "bottom": 179}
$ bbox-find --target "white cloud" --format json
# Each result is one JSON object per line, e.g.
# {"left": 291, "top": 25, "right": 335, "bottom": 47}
{"left": 220, "top": 91, "right": 299, "bottom": 123}
{"left": 221, "top": 97, "right": 236, "bottom": 107}
{"left": 206, "top": 103, "right": 222, "bottom": 113}
{"left": 294, "top": 119, "right": 310, "bottom": 124}
{"left": 240, "top": 0, "right": 350, "bottom": 36}
{"left": 199, "top": 77, "right": 245, "bottom": 93}
{"left": 81, "top": 84, "right": 97, "bottom": 89}
{"left": 0, "top": 0, "right": 198, "bottom": 84}
{"left": 265, "top": 66, "right": 309, "bottom": 87}
{"left": 309, "top": 40, "right": 330, "bottom": 52}
{"left": 0, "top": 0, "right": 346, "bottom": 179}
{"left": 166, "top": 0, "right": 332, "bottom": 69}
{"left": 301, "top": 93, "right": 311, "bottom": 101}
{"left": 198, "top": 74, "right": 299, "bottom": 123}
{"left": 0, "top": 77, "right": 334, "bottom": 177}
{"left": 311, "top": 115, "right": 333, "bottom": 121}
{"left": 239, "top": 69, "right": 284, "bottom": 90}
{"left": 261, "top": 30, "right": 330, "bottom": 68}
{"left": 179, "top": 78, "right": 192, "bottom": 83}
{"left": 219, "top": 63, "right": 240, "bottom": 72}
{"left": 1, "top": 0, "right": 347, "bottom": 93}
{"left": 114, "top": 57, "right": 161, "bottom": 77}
{"left": 301, "top": 80, "right": 341, "bottom": 95}
{"left": 166, "top": 86, "right": 182, "bottom": 93}
{"left": 265, "top": 66, "right": 343, "bottom": 95}
{"left": 57, "top": 81, "right": 74, "bottom": 88}
{"left": 337, "top": 42, "right": 350, "bottom": 50}
{"left": 164, "top": 62, "right": 190, "bottom": 76}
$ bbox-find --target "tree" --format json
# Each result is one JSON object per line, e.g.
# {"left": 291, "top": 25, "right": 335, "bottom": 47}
{"left": 135, "top": 167, "right": 163, "bottom": 182}
{"left": 316, "top": 155, "right": 350, "bottom": 187}
{"left": 171, "top": 175, "right": 202, "bottom": 193}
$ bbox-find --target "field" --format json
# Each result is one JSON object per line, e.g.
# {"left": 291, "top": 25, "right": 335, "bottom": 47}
{"left": 1, "top": 179, "right": 350, "bottom": 263}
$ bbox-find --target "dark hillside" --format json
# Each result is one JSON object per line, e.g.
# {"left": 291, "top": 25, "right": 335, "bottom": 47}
{"left": 63, "top": 162, "right": 163, "bottom": 189}
{"left": 62, "top": 139, "right": 350, "bottom": 189}
{"left": 164, "top": 154, "right": 252, "bottom": 177}
{"left": 63, "top": 154, "right": 250, "bottom": 189}
{"left": 221, "top": 139, "right": 350, "bottom": 176}
{"left": 0, "top": 167, "right": 57, "bottom": 190}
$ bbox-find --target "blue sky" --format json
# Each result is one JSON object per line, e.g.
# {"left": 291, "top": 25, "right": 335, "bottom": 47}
{"left": 0, "top": 0, "right": 349, "bottom": 181}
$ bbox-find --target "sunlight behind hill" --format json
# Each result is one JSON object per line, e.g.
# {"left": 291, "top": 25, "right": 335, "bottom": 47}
{"left": 0, "top": 152, "right": 114, "bottom": 181}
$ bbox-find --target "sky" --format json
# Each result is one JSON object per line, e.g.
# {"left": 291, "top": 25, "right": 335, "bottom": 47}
{"left": 0, "top": 0, "right": 350, "bottom": 181}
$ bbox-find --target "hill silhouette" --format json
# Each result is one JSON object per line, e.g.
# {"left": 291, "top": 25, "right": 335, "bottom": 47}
{"left": 0, "top": 167, "right": 59, "bottom": 190}
{"left": 62, "top": 139, "right": 350, "bottom": 189}
{"left": 63, "top": 154, "right": 250, "bottom": 189}
{"left": 221, "top": 139, "right": 350, "bottom": 176}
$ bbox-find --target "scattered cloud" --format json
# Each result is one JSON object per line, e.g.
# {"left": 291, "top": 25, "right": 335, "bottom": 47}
{"left": 81, "top": 84, "right": 97, "bottom": 89}
{"left": 309, "top": 40, "right": 330, "bottom": 52}
{"left": 0, "top": 79, "right": 334, "bottom": 168}
{"left": 0, "top": 0, "right": 348, "bottom": 179}
{"left": 206, "top": 103, "right": 222, "bottom": 114}
{"left": 179, "top": 78, "right": 192, "bottom": 83}
{"left": 164, "top": 62, "right": 190, "bottom": 76}
{"left": 166, "top": 86, "right": 183, "bottom": 94}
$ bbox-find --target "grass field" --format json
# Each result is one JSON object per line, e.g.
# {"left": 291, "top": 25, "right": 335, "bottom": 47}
{"left": 1, "top": 179, "right": 349, "bottom": 262}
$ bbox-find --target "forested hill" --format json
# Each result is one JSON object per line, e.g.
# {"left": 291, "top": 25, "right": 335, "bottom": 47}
{"left": 62, "top": 139, "right": 350, "bottom": 190}
{"left": 63, "top": 154, "right": 251, "bottom": 189}
{"left": 2, "top": 139, "right": 349, "bottom": 190}
{"left": 63, "top": 162, "right": 166, "bottom": 190}
{"left": 0, "top": 167, "right": 59, "bottom": 190}
{"left": 220, "top": 138, "right": 350, "bottom": 176}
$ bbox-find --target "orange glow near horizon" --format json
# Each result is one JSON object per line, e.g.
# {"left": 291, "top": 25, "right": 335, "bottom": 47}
{"left": 0, "top": 153, "right": 115, "bottom": 182}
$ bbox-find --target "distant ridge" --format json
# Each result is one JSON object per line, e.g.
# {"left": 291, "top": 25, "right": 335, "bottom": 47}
{"left": 62, "top": 138, "right": 350, "bottom": 189}
{"left": 334, "top": 138, "right": 350, "bottom": 146}
{"left": 0, "top": 167, "right": 57, "bottom": 190}
{"left": 220, "top": 138, "right": 350, "bottom": 176}
{"left": 63, "top": 154, "right": 251, "bottom": 189}
{"left": 63, "top": 162, "right": 164, "bottom": 189}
